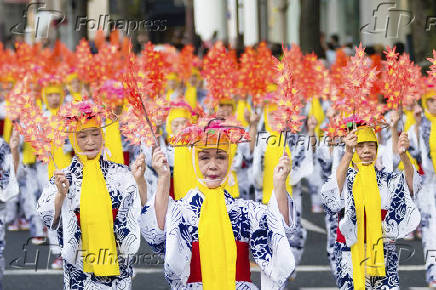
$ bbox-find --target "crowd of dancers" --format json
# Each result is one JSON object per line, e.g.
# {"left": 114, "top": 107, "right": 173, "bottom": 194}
{"left": 0, "top": 33, "right": 435, "bottom": 290}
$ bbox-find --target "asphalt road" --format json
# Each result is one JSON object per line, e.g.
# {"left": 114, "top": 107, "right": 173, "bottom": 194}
{"left": 2, "top": 189, "right": 429, "bottom": 289}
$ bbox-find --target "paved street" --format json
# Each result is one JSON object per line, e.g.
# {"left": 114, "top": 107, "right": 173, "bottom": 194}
{"left": 3, "top": 190, "right": 428, "bottom": 289}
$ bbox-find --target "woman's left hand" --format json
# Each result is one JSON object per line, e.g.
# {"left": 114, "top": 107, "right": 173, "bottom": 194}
{"left": 273, "top": 154, "right": 291, "bottom": 191}
{"left": 398, "top": 132, "right": 410, "bottom": 155}
{"left": 131, "top": 153, "right": 146, "bottom": 182}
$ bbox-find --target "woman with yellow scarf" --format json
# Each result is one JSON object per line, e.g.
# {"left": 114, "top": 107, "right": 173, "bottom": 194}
{"left": 37, "top": 101, "right": 144, "bottom": 289}
{"left": 142, "top": 101, "right": 196, "bottom": 201}
{"left": 321, "top": 125, "right": 421, "bottom": 289}
{"left": 406, "top": 90, "right": 436, "bottom": 287}
{"left": 252, "top": 103, "right": 314, "bottom": 270}
{"left": 140, "top": 119, "right": 296, "bottom": 289}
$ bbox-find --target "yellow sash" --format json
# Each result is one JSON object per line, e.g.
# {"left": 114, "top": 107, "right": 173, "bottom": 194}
{"left": 185, "top": 83, "right": 197, "bottom": 108}
{"left": 80, "top": 155, "right": 120, "bottom": 276}
{"left": 3, "top": 117, "right": 12, "bottom": 143}
{"left": 236, "top": 99, "right": 251, "bottom": 128}
{"left": 350, "top": 127, "right": 385, "bottom": 289}
{"left": 398, "top": 110, "right": 419, "bottom": 170}
{"left": 22, "top": 142, "right": 37, "bottom": 164}
{"left": 308, "top": 97, "right": 325, "bottom": 137}
{"left": 262, "top": 109, "right": 292, "bottom": 204}
{"left": 198, "top": 182, "right": 236, "bottom": 290}
{"left": 425, "top": 110, "right": 436, "bottom": 173}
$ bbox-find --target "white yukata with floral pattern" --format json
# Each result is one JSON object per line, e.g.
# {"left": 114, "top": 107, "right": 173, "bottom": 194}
{"left": 37, "top": 156, "right": 141, "bottom": 289}
{"left": 141, "top": 188, "right": 297, "bottom": 289}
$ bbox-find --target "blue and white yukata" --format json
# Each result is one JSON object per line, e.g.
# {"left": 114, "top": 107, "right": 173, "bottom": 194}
{"left": 0, "top": 137, "right": 19, "bottom": 290}
{"left": 141, "top": 189, "right": 296, "bottom": 289}
{"left": 37, "top": 156, "right": 141, "bottom": 289}
{"left": 315, "top": 142, "right": 343, "bottom": 276}
{"left": 252, "top": 112, "right": 313, "bottom": 267}
{"left": 321, "top": 166, "right": 422, "bottom": 289}
{"left": 408, "top": 116, "right": 436, "bottom": 283}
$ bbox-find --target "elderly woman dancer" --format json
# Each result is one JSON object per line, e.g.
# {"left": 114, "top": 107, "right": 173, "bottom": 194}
{"left": 37, "top": 101, "right": 145, "bottom": 289}
{"left": 141, "top": 118, "right": 296, "bottom": 289}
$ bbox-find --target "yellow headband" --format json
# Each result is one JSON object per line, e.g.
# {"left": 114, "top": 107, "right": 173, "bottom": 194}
{"left": 166, "top": 72, "right": 179, "bottom": 81}
{"left": 77, "top": 118, "right": 101, "bottom": 131}
{"left": 216, "top": 99, "right": 236, "bottom": 112}
{"left": 43, "top": 85, "right": 64, "bottom": 96}
{"left": 356, "top": 126, "right": 378, "bottom": 144}
{"left": 423, "top": 89, "right": 436, "bottom": 111}
{"left": 65, "top": 72, "right": 79, "bottom": 83}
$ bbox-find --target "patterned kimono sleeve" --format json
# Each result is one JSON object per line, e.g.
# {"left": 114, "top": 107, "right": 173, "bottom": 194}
{"left": 140, "top": 191, "right": 174, "bottom": 254}
{"left": 316, "top": 143, "right": 333, "bottom": 182}
{"left": 115, "top": 168, "right": 141, "bottom": 255}
{"left": 410, "top": 168, "right": 423, "bottom": 200}
{"left": 37, "top": 174, "right": 63, "bottom": 230}
{"left": 320, "top": 173, "right": 346, "bottom": 215}
{"left": 247, "top": 191, "right": 296, "bottom": 290}
{"left": 383, "top": 171, "right": 421, "bottom": 239}
{"left": 0, "top": 140, "right": 19, "bottom": 202}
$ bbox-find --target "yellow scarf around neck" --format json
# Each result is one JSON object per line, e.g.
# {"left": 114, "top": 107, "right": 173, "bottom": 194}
{"left": 3, "top": 117, "right": 12, "bottom": 143}
{"left": 70, "top": 120, "right": 120, "bottom": 276}
{"left": 104, "top": 120, "right": 125, "bottom": 164}
{"left": 193, "top": 141, "right": 237, "bottom": 290}
{"left": 422, "top": 92, "right": 436, "bottom": 173}
{"left": 424, "top": 109, "right": 436, "bottom": 173}
{"left": 308, "top": 97, "right": 325, "bottom": 137}
{"left": 236, "top": 99, "right": 251, "bottom": 128}
{"left": 185, "top": 83, "right": 197, "bottom": 108}
{"left": 262, "top": 109, "right": 292, "bottom": 204}
{"left": 403, "top": 109, "right": 415, "bottom": 133}
{"left": 398, "top": 110, "right": 419, "bottom": 171}
{"left": 22, "top": 142, "right": 37, "bottom": 164}
{"left": 3, "top": 100, "right": 12, "bottom": 142}
{"left": 350, "top": 127, "right": 386, "bottom": 289}
{"left": 166, "top": 108, "right": 197, "bottom": 200}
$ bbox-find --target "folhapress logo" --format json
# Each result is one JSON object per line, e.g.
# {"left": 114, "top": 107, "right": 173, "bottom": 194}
{"left": 10, "top": 2, "right": 65, "bottom": 39}
{"left": 360, "top": 1, "right": 414, "bottom": 38}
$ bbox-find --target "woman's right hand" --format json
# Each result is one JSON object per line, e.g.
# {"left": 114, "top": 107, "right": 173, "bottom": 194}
{"left": 343, "top": 129, "right": 358, "bottom": 154}
{"left": 54, "top": 170, "right": 69, "bottom": 197}
{"left": 152, "top": 147, "right": 169, "bottom": 176}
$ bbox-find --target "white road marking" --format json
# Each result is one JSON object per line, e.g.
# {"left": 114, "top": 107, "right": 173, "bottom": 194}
{"left": 301, "top": 218, "right": 327, "bottom": 234}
